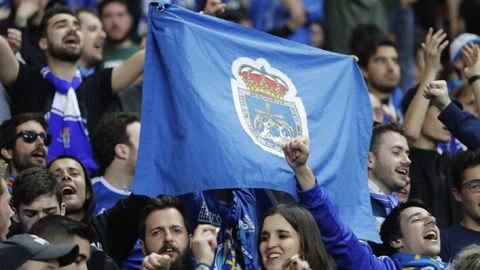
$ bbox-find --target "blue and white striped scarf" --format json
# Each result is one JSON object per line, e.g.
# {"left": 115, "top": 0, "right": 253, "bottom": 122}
{"left": 42, "top": 66, "right": 97, "bottom": 171}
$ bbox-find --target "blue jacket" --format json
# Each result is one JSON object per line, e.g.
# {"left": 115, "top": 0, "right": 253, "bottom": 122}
{"left": 298, "top": 183, "right": 448, "bottom": 270}
{"left": 439, "top": 102, "right": 480, "bottom": 149}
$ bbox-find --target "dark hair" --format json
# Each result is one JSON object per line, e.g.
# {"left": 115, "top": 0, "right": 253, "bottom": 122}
{"left": 369, "top": 123, "right": 405, "bottom": 155}
{"left": 12, "top": 167, "right": 62, "bottom": 210}
{"left": 48, "top": 154, "right": 89, "bottom": 182}
{"left": 380, "top": 199, "right": 431, "bottom": 255}
{"left": 259, "top": 204, "right": 337, "bottom": 270}
{"left": 0, "top": 113, "right": 48, "bottom": 156}
{"left": 354, "top": 35, "right": 398, "bottom": 69}
{"left": 47, "top": 155, "right": 93, "bottom": 217}
{"left": 39, "top": 5, "right": 77, "bottom": 38}
{"left": 29, "top": 215, "right": 94, "bottom": 244}
{"left": 98, "top": 0, "right": 130, "bottom": 18}
{"left": 138, "top": 195, "right": 189, "bottom": 240}
{"left": 91, "top": 112, "right": 140, "bottom": 173}
{"left": 349, "top": 24, "right": 384, "bottom": 54}
{"left": 451, "top": 149, "right": 480, "bottom": 190}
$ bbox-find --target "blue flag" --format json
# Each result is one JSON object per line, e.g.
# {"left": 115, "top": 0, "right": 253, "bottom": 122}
{"left": 133, "top": 3, "right": 379, "bottom": 242}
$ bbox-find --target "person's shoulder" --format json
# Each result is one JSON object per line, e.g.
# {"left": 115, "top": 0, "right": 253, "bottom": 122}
{"left": 18, "top": 63, "right": 41, "bottom": 77}
{"left": 79, "top": 68, "right": 113, "bottom": 91}
{"left": 441, "top": 223, "right": 472, "bottom": 240}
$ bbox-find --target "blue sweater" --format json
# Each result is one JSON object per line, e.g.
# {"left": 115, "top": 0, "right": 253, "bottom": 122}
{"left": 299, "top": 183, "right": 448, "bottom": 270}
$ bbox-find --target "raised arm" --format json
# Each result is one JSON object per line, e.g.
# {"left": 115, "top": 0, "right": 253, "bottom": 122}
{"left": 403, "top": 28, "right": 448, "bottom": 144}
{"left": 283, "top": 137, "right": 398, "bottom": 270}
{"left": 111, "top": 49, "right": 145, "bottom": 93}
{"left": 282, "top": 0, "right": 307, "bottom": 32}
{"left": 0, "top": 35, "right": 19, "bottom": 87}
{"left": 461, "top": 43, "right": 480, "bottom": 115}
{"left": 282, "top": 136, "right": 315, "bottom": 191}
{"left": 425, "top": 80, "right": 480, "bottom": 149}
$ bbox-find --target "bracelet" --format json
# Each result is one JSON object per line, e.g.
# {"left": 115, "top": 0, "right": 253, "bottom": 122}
{"left": 468, "top": 75, "right": 480, "bottom": 85}
{"left": 195, "top": 263, "right": 210, "bottom": 270}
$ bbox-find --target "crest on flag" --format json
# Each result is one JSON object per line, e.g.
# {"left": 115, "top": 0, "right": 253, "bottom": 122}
{"left": 231, "top": 57, "right": 308, "bottom": 157}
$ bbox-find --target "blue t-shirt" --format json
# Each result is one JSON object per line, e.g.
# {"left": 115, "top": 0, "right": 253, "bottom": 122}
{"left": 440, "top": 223, "right": 480, "bottom": 262}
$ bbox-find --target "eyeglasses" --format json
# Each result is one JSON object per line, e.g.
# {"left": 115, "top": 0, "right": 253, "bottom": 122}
{"left": 14, "top": 131, "right": 52, "bottom": 146}
{"left": 462, "top": 179, "right": 480, "bottom": 193}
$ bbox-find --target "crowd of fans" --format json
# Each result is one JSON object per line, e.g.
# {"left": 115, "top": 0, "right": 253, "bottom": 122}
{"left": 0, "top": 0, "right": 480, "bottom": 269}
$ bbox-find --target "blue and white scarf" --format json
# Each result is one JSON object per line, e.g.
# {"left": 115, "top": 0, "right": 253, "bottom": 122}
{"left": 392, "top": 252, "right": 447, "bottom": 270}
{"left": 370, "top": 192, "right": 399, "bottom": 216}
{"left": 369, "top": 180, "right": 400, "bottom": 215}
{"left": 42, "top": 66, "right": 97, "bottom": 171}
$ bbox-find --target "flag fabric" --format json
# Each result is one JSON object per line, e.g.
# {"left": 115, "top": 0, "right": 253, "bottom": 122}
{"left": 133, "top": 3, "right": 379, "bottom": 242}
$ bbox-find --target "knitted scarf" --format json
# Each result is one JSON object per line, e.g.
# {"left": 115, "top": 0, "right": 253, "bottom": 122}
{"left": 41, "top": 66, "right": 97, "bottom": 171}
{"left": 392, "top": 252, "right": 447, "bottom": 270}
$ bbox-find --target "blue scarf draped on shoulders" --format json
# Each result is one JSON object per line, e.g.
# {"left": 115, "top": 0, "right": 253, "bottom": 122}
{"left": 392, "top": 252, "right": 447, "bottom": 270}
{"left": 41, "top": 67, "right": 97, "bottom": 171}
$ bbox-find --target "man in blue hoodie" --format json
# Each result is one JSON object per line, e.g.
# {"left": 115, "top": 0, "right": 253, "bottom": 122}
{"left": 283, "top": 136, "right": 448, "bottom": 270}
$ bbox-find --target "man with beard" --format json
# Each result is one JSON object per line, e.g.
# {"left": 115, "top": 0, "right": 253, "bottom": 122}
{"left": 98, "top": 0, "right": 140, "bottom": 69}
{"left": 139, "top": 196, "right": 219, "bottom": 270}
{"left": 368, "top": 123, "right": 411, "bottom": 233}
{"left": 356, "top": 35, "right": 402, "bottom": 123}
{"left": 0, "top": 113, "right": 49, "bottom": 191}
{"left": 0, "top": 6, "right": 145, "bottom": 172}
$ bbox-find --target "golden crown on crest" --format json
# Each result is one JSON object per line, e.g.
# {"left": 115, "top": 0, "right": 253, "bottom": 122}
{"left": 239, "top": 64, "right": 288, "bottom": 100}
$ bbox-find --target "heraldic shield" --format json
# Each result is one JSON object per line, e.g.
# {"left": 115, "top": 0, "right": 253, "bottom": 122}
{"left": 231, "top": 57, "right": 308, "bottom": 157}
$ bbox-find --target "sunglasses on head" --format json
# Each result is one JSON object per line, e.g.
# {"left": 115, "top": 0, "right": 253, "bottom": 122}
{"left": 14, "top": 131, "right": 52, "bottom": 146}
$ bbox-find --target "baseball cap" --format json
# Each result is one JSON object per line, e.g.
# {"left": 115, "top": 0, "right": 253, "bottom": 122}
{"left": 0, "top": 234, "right": 78, "bottom": 269}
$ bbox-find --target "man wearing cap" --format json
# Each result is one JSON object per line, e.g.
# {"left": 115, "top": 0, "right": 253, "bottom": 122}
{"left": 0, "top": 233, "right": 78, "bottom": 270}
{"left": 30, "top": 215, "right": 94, "bottom": 270}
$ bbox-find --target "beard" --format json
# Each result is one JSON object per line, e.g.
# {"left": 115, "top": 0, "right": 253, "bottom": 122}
{"left": 372, "top": 162, "right": 404, "bottom": 192}
{"left": 369, "top": 79, "right": 396, "bottom": 95}
{"left": 144, "top": 242, "right": 193, "bottom": 270}
{"left": 107, "top": 32, "right": 130, "bottom": 45}
{"left": 48, "top": 41, "right": 82, "bottom": 63}
{"left": 11, "top": 147, "right": 46, "bottom": 173}
{"left": 168, "top": 253, "right": 192, "bottom": 270}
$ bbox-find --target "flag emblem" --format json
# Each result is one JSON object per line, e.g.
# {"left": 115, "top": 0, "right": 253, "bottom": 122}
{"left": 231, "top": 57, "right": 308, "bottom": 157}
